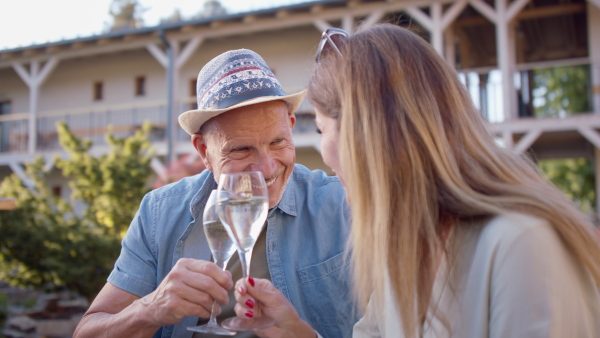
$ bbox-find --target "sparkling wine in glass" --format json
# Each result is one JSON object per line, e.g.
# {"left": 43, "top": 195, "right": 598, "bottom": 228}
{"left": 187, "top": 190, "right": 236, "bottom": 336}
{"left": 216, "top": 171, "right": 273, "bottom": 331}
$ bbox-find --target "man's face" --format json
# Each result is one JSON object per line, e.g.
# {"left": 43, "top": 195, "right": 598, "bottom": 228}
{"left": 193, "top": 100, "right": 296, "bottom": 208}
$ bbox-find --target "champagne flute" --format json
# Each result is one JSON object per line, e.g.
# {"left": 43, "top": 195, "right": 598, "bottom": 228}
{"left": 187, "top": 190, "right": 236, "bottom": 336}
{"left": 216, "top": 171, "right": 273, "bottom": 331}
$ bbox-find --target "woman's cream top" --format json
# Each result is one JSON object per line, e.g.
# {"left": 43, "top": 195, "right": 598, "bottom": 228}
{"left": 353, "top": 213, "right": 600, "bottom": 337}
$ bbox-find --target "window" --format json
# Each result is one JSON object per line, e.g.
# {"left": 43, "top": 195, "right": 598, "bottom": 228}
{"left": 52, "top": 185, "right": 62, "bottom": 197}
{"left": 135, "top": 76, "right": 146, "bottom": 96}
{"left": 0, "top": 100, "right": 10, "bottom": 115}
{"left": 0, "top": 100, "right": 10, "bottom": 152}
{"left": 93, "top": 81, "right": 103, "bottom": 101}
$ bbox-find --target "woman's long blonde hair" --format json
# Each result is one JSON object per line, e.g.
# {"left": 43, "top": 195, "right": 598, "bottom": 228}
{"left": 308, "top": 23, "right": 600, "bottom": 337}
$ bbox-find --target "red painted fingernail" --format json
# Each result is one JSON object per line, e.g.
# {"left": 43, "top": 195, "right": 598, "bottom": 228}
{"left": 248, "top": 275, "right": 255, "bottom": 287}
{"left": 238, "top": 285, "right": 245, "bottom": 294}
{"left": 245, "top": 310, "right": 254, "bottom": 318}
{"left": 245, "top": 299, "right": 255, "bottom": 309}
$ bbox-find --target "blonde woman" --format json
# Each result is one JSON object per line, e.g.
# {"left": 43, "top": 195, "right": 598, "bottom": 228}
{"left": 231, "top": 24, "right": 600, "bottom": 337}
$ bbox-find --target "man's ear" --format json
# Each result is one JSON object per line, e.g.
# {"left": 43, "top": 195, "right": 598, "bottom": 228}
{"left": 289, "top": 113, "right": 297, "bottom": 129}
{"left": 192, "top": 133, "right": 213, "bottom": 171}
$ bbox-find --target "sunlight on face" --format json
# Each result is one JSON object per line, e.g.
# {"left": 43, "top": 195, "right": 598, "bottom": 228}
{"left": 195, "top": 101, "right": 296, "bottom": 208}
{"left": 315, "top": 110, "right": 344, "bottom": 187}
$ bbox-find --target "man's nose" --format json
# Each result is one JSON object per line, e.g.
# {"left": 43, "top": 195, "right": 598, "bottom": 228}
{"left": 251, "top": 150, "right": 277, "bottom": 179}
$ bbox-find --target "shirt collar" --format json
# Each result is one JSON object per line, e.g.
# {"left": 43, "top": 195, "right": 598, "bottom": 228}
{"left": 273, "top": 173, "right": 297, "bottom": 217}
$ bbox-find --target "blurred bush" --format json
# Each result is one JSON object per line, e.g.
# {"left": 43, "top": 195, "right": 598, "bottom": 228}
{"left": 0, "top": 121, "right": 154, "bottom": 300}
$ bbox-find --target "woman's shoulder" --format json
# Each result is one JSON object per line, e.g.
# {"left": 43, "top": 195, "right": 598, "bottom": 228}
{"left": 473, "top": 212, "right": 553, "bottom": 248}
{"left": 454, "top": 212, "right": 565, "bottom": 273}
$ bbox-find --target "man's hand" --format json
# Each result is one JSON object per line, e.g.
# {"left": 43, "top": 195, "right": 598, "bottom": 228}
{"left": 138, "top": 258, "right": 234, "bottom": 327}
{"left": 74, "top": 258, "right": 233, "bottom": 337}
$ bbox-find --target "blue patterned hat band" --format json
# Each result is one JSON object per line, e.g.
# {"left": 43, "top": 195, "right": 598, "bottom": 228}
{"left": 197, "top": 50, "right": 286, "bottom": 109}
{"left": 179, "top": 49, "right": 306, "bottom": 136}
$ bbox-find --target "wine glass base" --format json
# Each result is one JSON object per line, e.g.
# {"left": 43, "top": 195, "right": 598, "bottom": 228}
{"left": 221, "top": 316, "right": 275, "bottom": 332}
{"left": 187, "top": 323, "right": 236, "bottom": 336}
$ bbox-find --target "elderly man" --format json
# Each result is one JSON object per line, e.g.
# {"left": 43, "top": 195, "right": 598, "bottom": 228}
{"left": 74, "top": 49, "right": 357, "bottom": 338}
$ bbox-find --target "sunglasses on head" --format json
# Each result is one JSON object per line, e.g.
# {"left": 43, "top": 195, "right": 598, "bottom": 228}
{"left": 315, "top": 27, "right": 348, "bottom": 64}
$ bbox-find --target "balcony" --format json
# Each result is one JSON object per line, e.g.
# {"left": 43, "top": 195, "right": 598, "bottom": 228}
{"left": 0, "top": 99, "right": 320, "bottom": 160}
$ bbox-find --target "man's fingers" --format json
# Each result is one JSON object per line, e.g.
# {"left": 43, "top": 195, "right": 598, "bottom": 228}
{"left": 182, "top": 273, "right": 230, "bottom": 306}
{"left": 174, "top": 258, "right": 233, "bottom": 306}
{"left": 181, "top": 258, "right": 234, "bottom": 289}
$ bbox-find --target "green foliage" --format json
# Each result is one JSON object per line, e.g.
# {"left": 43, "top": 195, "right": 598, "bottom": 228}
{"left": 0, "top": 122, "right": 154, "bottom": 299}
{"left": 539, "top": 158, "right": 596, "bottom": 213}
{"left": 532, "top": 64, "right": 593, "bottom": 118}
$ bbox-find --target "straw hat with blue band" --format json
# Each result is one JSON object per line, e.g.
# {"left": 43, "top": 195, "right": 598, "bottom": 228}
{"left": 179, "top": 49, "right": 306, "bottom": 135}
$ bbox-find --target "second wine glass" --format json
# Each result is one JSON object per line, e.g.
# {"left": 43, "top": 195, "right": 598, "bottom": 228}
{"left": 216, "top": 171, "right": 274, "bottom": 331}
{"left": 187, "top": 190, "right": 236, "bottom": 336}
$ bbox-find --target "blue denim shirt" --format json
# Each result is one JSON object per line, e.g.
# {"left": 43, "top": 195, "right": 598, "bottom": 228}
{"left": 108, "top": 164, "right": 358, "bottom": 337}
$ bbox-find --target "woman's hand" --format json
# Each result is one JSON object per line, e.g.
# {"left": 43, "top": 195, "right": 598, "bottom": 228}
{"left": 233, "top": 276, "right": 317, "bottom": 338}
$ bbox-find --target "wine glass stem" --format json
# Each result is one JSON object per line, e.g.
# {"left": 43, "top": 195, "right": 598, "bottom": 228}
{"left": 238, "top": 248, "right": 254, "bottom": 278}
{"left": 207, "top": 258, "right": 230, "bottom": 325}
{"left": 207, "top": 300, "right": 219, "bottom": 325}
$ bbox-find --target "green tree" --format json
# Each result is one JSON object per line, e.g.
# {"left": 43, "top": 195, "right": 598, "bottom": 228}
{"left": 0, "top": 122, "right": 154, "bottom": 299}
{"left": 532, "top": 64, "right": 593, "bottom": 118}
{"left": 539, "top": 158, "right": 596, "bottom": 214}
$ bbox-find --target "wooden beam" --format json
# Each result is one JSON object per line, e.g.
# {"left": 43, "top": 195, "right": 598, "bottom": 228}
{"left": 406, "top": 6, "right": 433, "bottom": 31}
{"left": 146, "top": 43, "right": 168, "bottom": 68}
{"left": 589, "top": 0, "right": 600, "bottom": 9}
{"left": 243, "top": 15, "right": 257, "bottom": 24}
{"left": 71, "top": 41, "right": 86, "bottom": 49}
{"left": 519, "top": 2, "right": 585, "bottom": 20}
{"left": 22, "top": 49, "right": 40, "bottom": 57}
{"left": 441, "top": 0, "right": 468, "bottom": 30}
{"left": 43, "top": 46, "right": 62, "bottom": 54}
{"left": 456, "top": 3, "right": 586, "bottom": 27}
{"left": 276, "top": 10, "right": 290, "bottom": 18}
{"left": 8, "top": 161, "right": 34, "bottom": 190}
{"left": 97, "top": 38, "right": 111, "bottom": 45}
{"left": 342, "top": 15, "right": 354, "bottom": 33}
{"left": 311, "top": 4, "right": 325, "bottom": 13}
{"left": 490, "top": 114, "right": 600, "bottom": 135}
{"left": 507, "top": 0, "right": 531, "bottom": 21}
{"left": 12, "top": 62, "right": 33, "bottom": 87}
{"left": 514, "top": 128, "right": 541, "bottom": 154}
{"left": 579, "top": 127, "right": 600, "bottom": 148}
{"left": 469, "top": 0, "right": 498, "bottom": 24}
{"left": 313, "top": 19, "right": 331, "bottom": 33}
{"left": 123, "top": 34, "right": 139, "bottom": 41}
{"left": 181, "top": 25, "right": 196, "bottom": 33}
{"left": 210, "top": 20, "right": 223, "bottom": 28}
{"left": 37, "top": 57, "right": 60, "bottom": 87}
{"left": 503, "top": 130, "right": 514, "bottom": 148}
{"left": 176, "top": 36, "right": 204, "bottom": 70}
{"left": 362, "top": 9, "right": 385, "bottom": 28}
{"left": 348, "top": 0, "right": 361, "bottom": 8}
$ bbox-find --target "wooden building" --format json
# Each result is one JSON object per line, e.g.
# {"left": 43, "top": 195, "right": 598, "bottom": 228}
{"left": 0, "top": 0, "right": 599, "bottom": 209}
